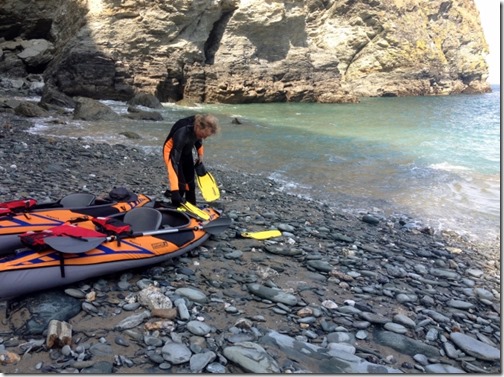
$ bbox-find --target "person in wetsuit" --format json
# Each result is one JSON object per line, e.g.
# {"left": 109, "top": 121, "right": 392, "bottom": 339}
{"left": 163, "top": 114, "right": 219, "bottom": 207}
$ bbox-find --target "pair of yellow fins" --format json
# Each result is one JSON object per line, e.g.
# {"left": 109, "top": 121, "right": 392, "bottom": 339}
{"left": 175, "top": 163, "right": 220, "bottom": 221}
{"left": 184, "top": 163, "right": 281, "bottom": 240}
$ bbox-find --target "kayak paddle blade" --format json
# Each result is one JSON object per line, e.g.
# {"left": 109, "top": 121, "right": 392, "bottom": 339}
{"left": 45, "top": 236, "right": 107, "bottom": 254}
{"left": 201, "top": 216, "right": 232, "bottom": 235}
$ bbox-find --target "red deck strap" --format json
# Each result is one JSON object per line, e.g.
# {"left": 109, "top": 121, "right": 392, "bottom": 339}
{"left": 92, "top": 217, "right": 132, "bottom": 236}
{"left": 0, "top": 198, "right": 37, "bottom": 215}
{"left": 0, "top": 208, "right": 12, "bottom": 216}
{"left": 20, "top": 224, "right": 106, "bottom": 251}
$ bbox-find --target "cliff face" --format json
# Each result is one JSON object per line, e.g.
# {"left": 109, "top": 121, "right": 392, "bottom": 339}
{"left": 0, "top": 0, "right": 491, "bottom": 103}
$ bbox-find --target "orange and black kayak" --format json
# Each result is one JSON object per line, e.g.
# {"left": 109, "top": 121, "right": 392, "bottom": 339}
{"left": 0, "top": 206, "right": 229, "bottom": 300}
{"left": 0, "top": 189, "right": 154, "bottom": 254}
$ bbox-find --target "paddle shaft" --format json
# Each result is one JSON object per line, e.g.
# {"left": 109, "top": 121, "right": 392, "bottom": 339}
{"left": 44, "top": 216, "right": 231, "bottom": 254}
{"left": 109, "top": 216, "right": 231, "bottom": 240}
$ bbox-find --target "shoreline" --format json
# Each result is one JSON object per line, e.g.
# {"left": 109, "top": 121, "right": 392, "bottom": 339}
{"left": 0, "top": 108, "right": 500, "bottom": 260}
{"left": 4, "top": 102, "right": 501, "bottom": 260}
{"left": 0, "top": 111, "right": 501, "bottom": 373}
{"left": 1, "top": 89, "right": 500, "bottom": 257}
{"left": 2, "top": 109, "right": 499, "bottom": 260}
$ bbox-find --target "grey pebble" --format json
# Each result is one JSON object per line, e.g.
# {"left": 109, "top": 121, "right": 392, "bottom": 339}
{"left": 393, "top": 314, "right": 416, "bottom": 328}
{"left": 114, "top": 335, "right": 130, "bottom": 347}
{"left": 424, "top": 363, "right": 465, "bottom": 373}
{"left": 206, "top": 362, "right": 227, "bottom": 373}
{"left": 223, "top": 342, "right": 281, "bottom": 373}
{"left": 450, "top": 332, "right": 501, "bottom": 361}
{"left": 189, "top": 351, "right": 217, "bottom": 372}
{"left": 246, "top": 283, "right": 298, "bottom": 306}
{"left": 174, "top": 298, "right": 190, "bottom": 320}
{"left": 384, "top": 322, "right": 408, "bottom": 334}
{"left": 162, "top": 342, "right": 193, "bottom": 364}
{"left": 175, "top": 287, "right": 208, "bottom": 304}
{"left": 186, "top": 320, "right": 213, "bottom": 336}
{"left": 122, "top": 302, "right": 140, "bottom": 311}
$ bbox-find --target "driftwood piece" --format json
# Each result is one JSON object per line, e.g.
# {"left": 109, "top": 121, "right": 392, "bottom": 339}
{"left": 46, "top": 319, "right": 72, "bottom": 348}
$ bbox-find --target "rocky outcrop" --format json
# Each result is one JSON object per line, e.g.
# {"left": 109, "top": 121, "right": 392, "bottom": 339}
{"left": 73, "top": 96, "right": 120, "bottom": 121}
{"left": 0, "top": 0, "right": 491, "bottom": 103}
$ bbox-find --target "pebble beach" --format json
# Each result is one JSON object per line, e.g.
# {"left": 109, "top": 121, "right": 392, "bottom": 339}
{"left": 0, "top": 112, "right": 501, "bottom": 374}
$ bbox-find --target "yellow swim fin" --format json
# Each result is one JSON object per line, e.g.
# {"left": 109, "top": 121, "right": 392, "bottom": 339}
{"left": 178, "top": 202, "right": 211, "bottom": 221}
{"left": 240, "top": 229, "right": 282, "bottom": 240}
{"left": 195, "top": 163, "right": 220, "bottom": 202}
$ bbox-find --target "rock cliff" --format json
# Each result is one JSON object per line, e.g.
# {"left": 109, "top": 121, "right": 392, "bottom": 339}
{"left": 0, "top": 0, "right": 491, "bottom": 103}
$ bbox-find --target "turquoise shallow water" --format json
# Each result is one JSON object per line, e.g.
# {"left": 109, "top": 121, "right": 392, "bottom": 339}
{"left": 29, "top": 85, "right": 500, "bottom": 245}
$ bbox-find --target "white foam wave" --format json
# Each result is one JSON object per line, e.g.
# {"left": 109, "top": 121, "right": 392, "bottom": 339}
{"left": 267, "top": 171, "right": 313, "bottom": 200}
{"left": 429, "top": 162, "right": 470, "bottom": 172}
{"left": 161, "top": 102, "right": 204, "bottom": 111}
{"left": 28, "top": 122, "right": 51, "bottom": 133}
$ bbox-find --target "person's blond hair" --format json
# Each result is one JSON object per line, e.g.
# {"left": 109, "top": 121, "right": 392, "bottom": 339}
{"left": 195, "top": 114, "right": 219, "bottom": 135}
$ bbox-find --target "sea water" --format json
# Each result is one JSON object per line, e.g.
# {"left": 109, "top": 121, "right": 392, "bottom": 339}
{"left": 28, "top": 85, "right": 501, "bottom": 246}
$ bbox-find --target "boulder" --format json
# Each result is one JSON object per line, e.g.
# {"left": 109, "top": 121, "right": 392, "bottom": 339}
{"left": 73, "top": 97, "right": 120, "bottom": 121}
{"left": 40, "top": 86, "right": 76, "bottom": 109}
{"left": 14, "top": 101, "right": 50, "bottom": 117}
{"left": 17, "top": 39, "right": 55, "bottom": 68}
{"left": 127, "top": 93, "right": 163, "bottom": 109}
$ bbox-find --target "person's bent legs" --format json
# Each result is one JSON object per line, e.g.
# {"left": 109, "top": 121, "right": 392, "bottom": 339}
{"left": 185, "top": 183, "right": 196, "bottom": 205}
{"left": 181, "top": 155, "right": 197, "bottom": 205}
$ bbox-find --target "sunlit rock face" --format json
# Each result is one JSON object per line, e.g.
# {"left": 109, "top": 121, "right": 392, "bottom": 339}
{"left": 0, "top": 0, "right": 491, "bottom": 103}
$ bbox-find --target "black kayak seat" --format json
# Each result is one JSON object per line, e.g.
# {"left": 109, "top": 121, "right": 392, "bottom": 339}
{"left": 59, "top": 193, "right": 96, "bottom": 208}
{"left": 123, "top": 207, "right": 162, "bottom": 233}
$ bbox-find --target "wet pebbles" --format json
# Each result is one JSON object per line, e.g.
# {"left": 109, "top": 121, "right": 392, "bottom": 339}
{"left": 0, "top": 115, "right": 500, "bottom": 373}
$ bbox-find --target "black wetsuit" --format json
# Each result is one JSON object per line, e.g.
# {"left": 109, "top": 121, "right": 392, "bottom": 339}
{"left": 162, "top": 116, "right": 204, "bottom": 204}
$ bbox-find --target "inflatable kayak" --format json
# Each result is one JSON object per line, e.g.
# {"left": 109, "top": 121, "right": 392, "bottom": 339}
{"left": 0, "top": 188, "right": 154, "bottom": 254}
{"left": 0, "top": 206, "right": 230, "bottom": 300}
